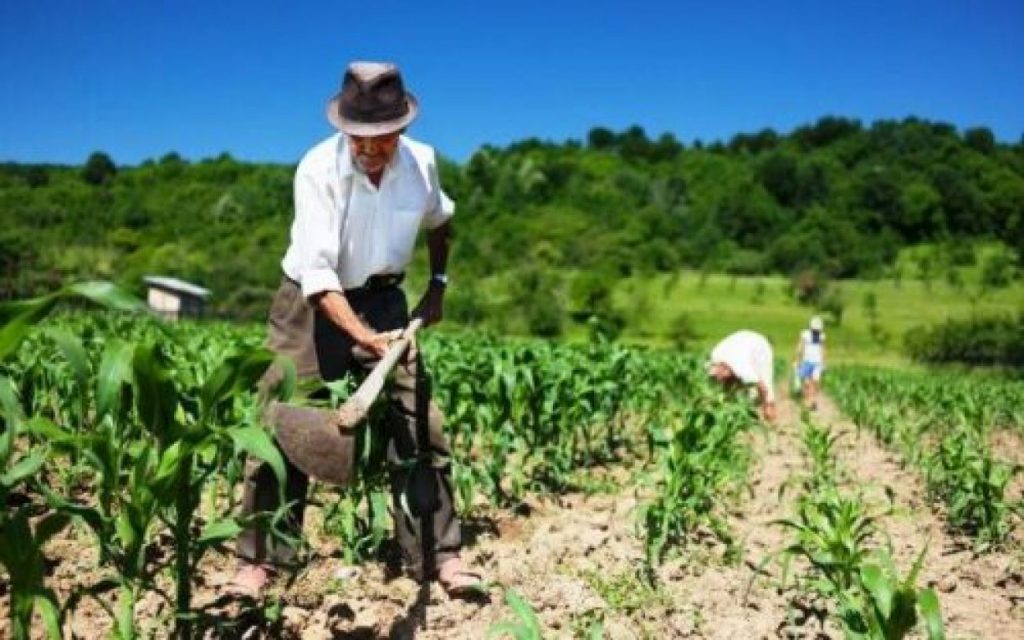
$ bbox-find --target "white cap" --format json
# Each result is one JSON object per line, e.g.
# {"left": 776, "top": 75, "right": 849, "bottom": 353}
{"left": 810, "top": 316, "right": 824, "bottom": 331}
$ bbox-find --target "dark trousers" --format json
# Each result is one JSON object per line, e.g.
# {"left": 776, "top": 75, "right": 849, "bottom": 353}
{"left": 236, "top": 278, "right": 461, "bottom": 580}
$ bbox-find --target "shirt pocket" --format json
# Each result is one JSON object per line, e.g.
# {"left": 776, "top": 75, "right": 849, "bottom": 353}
{"left": 386, "top": 172, "right": 431, "bottom": 263}
{"left": 388, "top": 205, "right": 425, "bottom": 264}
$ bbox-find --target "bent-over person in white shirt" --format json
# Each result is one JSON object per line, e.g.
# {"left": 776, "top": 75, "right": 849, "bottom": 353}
{"left": 706, "top": 330, "right": 777, "bottom": 422}
{"left": 231, "top": 61, "right": 480, "bottom": 597}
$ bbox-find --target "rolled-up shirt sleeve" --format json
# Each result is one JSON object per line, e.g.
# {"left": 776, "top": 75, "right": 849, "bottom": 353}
{"left": 421, "top": 161, "right": 455, "bottom": 230}
{"left": 290, "top": 169, "right": 344, "bottom": 298}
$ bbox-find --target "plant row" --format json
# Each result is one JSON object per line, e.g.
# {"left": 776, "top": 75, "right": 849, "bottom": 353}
{"left": 830, "top": 366, "right": 1024, "bottom": 548}
{"left": 772, "top": 418, "right": 944, "bottom": 639}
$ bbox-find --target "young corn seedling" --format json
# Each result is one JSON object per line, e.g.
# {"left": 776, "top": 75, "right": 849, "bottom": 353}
{"left": 486, "top": 589, "right": 544, "bottom": 640}
{"left": 639, "top": 397, "right": 751, "bottom": 567}
{"left": 322, "top": 402, "right": 392, "bottom": 565}
{"left": 924, "top": 429, "right": 1021, "bottom": 549}
{"left": 830, "top": 366, "right": 1024, "bottom": 551}
{"left": 837, "top": 545, "right": 945, "bottom": 640}
{"left": 776, "top": 486, "right": 881, "bottom": 598}
{"left": 800, "top": 421, "right": 844, "bottom": 491}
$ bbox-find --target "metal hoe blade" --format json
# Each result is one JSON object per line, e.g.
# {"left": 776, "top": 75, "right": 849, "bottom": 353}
{"left": 267, "top": 318, "right": 422, "bottom": 486}
{"left": 268, "top": 402, "right": 355, "bottom": 485}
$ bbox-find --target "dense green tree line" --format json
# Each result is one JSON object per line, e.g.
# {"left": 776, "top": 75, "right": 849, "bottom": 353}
{"left": 1, "top": 116, "right": 1021, "bottom": 321}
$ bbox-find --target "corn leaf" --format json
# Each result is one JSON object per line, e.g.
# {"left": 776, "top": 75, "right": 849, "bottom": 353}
{"left": 0, "top": 375, "right": 22, "bottom": 460}
{"left": 199, "top": 518, "right": 243, "bottom": 543}
{"left": 918, "top": 588, "right": 945, "bottom": 640}
{"left": 150, "top": 441, "right": 187, "bottom": 501}
{"left": 96, "top": 340, "right": 135, "bottom": 422}
{"left": 65, "top": 281, "right": 147, "bottom": 315}
{"left": 860, "top": 564, "right": 893, "bottom": 620}
{"left": 33, "top": 590, "right": 63, "bottom": 640}
{"left": 45, "top": 328, "right": 91, "bottom": 397}
{"left": 1, "top": 452, "right": 46, "bottom": 488}
{"left": 198, "top": 348, "right": 274, "bottom": 420}
{"left": 0, "top": 294, "right": 58, "bottom": 361}
{"left": 230, "top": 425, "right": 286, "bottom": 487}
{"left": 132, "top": 343, "right": 179, "bottom": 444}
{"left": 505, "top": 589, "right": 542, "bottom": 634}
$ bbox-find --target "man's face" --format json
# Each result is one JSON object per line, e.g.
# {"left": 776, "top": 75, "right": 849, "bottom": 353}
{"left": 708, "top": 362, "right": 733, "bottom": 383}
{"left": 348, "top": 132, "right": 401, "bottom": 175}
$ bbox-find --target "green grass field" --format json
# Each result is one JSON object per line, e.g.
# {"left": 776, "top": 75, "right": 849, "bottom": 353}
{"left": 422, "top": 243, "right": 1021, "bottom": 368}
{"left": 615, "top": 269, "right": 1023, "bottom": 368}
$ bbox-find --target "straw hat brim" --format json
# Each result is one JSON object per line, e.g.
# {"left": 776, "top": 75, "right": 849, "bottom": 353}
{"left": 325, "top": 93, "right": 419, "bottom": 136}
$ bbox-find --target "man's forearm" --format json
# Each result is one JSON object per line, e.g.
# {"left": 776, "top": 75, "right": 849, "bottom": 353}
{"left": 316, "top": 291, "right": 373, "bottom": 343}
{"left": 427, "top": 222, "right": 451, "bottom": 277}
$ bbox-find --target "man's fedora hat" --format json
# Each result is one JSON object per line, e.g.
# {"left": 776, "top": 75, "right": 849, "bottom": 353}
{"left": 326, "top": 61, "right": 418, "bottom": 136}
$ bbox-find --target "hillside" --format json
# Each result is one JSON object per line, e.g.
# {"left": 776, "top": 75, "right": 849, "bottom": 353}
{"left": 1, "top": 116, "right": 1022, "bottom": 333}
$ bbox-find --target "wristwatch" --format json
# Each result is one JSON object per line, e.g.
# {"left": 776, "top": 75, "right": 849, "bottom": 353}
{"left": 430, "top": 273, "right": 449, "bottom": 287}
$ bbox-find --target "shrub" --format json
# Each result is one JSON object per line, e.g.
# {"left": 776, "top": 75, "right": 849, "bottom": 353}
{"left": 904, "top": 314, "right": 1024, "bottom": 367}
{"left": 980, "top": 250, "right": 1018, "bottom": 290}
{"left": 791, "top": 268, "right": 827, "bottom": 304}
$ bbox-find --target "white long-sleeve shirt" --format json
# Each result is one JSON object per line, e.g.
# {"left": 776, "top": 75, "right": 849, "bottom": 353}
{"left": 281, "top": 133, "right": 455, "bottom": 297}
{"left": 710, "top": 330, "right": 776, "bottom": 402}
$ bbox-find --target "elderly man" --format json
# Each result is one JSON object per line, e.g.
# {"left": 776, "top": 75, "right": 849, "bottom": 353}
{"left": 706, "top": 330, "right": 777, "bottom": 422}
{"left": 232, "top": 61, "right": 479, "bottom": 596}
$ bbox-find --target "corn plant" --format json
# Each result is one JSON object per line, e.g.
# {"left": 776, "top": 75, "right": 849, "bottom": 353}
{"left": 923, "top": 429, "right": 1022, "bottom": 549}
{"left": 0, "top": 283, "right": 144, "bottom": 638}
{"left": 831, "top": 366, "right": 1023, "bottom": 550}
{"left": 0, "top": 509, "right": 69, "bottom": 640}
{"left": 0, "top": 284, "right": 290, "bottom": 639}
{"left": 425, "top": 331, "right": 707, "bottom": 511}
{"left": 0, "top": 377, "right": 69, "bottom": 640}
{"left": 776, "top": 486, "right": 881, "bottom": 596}
{"left": 321, "top": 404, "right": 392, "bottom": 565}
{"left": 836, "top": 546, "right": 945, "bottom": 640}
{"left": 639, "top": 395, "right": 752, "bottom": 566}
{"left": 801, "top": 421, "right": 844, "bottom": 491}
{"left": 773, "top": 406, "right": 944, "bottom": 639}
{"left": 486, "top": 589, "right": 544, "bottom": 640}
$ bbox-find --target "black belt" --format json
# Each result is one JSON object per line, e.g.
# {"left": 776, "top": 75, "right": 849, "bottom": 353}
{"left": 283, "top": 272, "right": 404, "bottom": 294}
{"left": 351, "top": 273, "right": 405, "bottom": 291}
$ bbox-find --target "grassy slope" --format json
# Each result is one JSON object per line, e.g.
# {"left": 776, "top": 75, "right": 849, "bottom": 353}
{"left": 383, "top": 245, "right": 1021, "bottom": 369}
{"left": 614, "top": 268, "right": 1023, "bottom": 368}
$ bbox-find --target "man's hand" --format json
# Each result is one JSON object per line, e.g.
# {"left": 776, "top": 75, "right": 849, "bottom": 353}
{"left": 353, "top": 329, "right": 400, "bottom": 360}
{"left": 412, "top": 284, "right": 445, "bottom": 327}
{"left": 316, "top": 291, "right": 399, "bottom": 359}
{"left": 761, "top": 401, "right": 778, "bottom": 423}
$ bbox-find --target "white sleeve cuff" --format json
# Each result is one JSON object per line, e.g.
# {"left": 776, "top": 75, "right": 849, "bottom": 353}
{"left": 300, "top": 269, "right": 343, "bottom": 299}
{"left": 422, "top": 189, "right": 455, "bottom": 230}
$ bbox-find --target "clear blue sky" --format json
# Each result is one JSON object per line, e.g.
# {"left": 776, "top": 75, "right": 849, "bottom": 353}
{"left": 1, "top": 0, "right": 1021, "bottom": 166}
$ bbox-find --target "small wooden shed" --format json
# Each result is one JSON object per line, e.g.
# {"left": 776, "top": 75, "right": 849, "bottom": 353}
{"left": 143, "top": 276, "right": 211, "bottom": 320}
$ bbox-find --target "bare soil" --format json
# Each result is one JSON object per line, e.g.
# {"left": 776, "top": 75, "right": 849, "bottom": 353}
{"left": 3, "top": 395, "right": 1023, "bottom": 639}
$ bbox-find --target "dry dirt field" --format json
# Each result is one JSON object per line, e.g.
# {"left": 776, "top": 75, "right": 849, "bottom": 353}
{"left": 3, "top": 394, "right": 1023, "bottom": 639}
